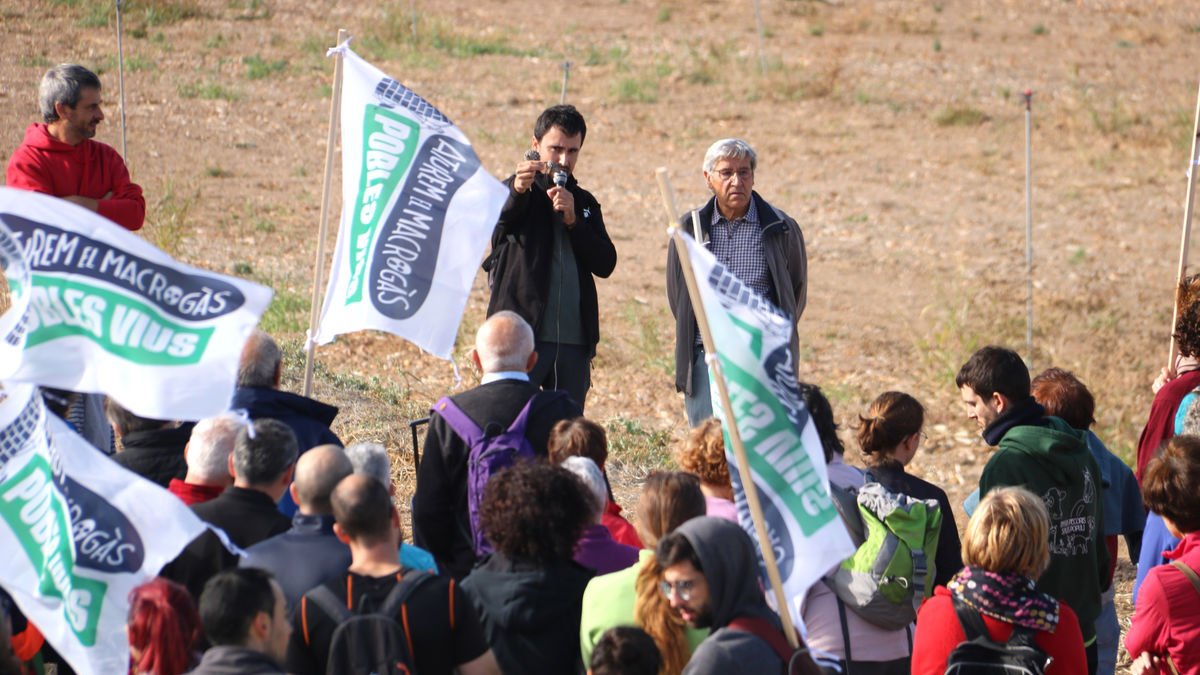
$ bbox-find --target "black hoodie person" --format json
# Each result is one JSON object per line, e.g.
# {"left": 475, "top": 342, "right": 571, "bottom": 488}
{"left": 657, "top": 517, "right": 820, "bottom": 675}
{"left": 461, "top": 462, "right": 595, "bottom": 675}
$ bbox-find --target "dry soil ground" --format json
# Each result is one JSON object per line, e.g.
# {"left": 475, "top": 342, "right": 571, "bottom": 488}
{"left": 5, "top": 0, "right": 1200, "bottom": 670}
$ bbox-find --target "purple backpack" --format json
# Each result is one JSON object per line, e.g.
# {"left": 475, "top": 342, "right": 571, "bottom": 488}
{"left": 434, "top": 391, "right": 563, "bottom": 557}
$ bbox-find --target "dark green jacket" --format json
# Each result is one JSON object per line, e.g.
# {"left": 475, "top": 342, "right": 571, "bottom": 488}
{"left": 979, "top": 415, "right": 1108, "bottom": 643}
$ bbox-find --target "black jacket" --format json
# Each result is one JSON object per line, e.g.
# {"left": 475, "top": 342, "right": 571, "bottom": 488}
{"left": 867, "top": 462, "right": 963, "bottom": 588}
{"left": 412, "top": 378, "right": 581, "bottom": 579}
{"left": 460, "top": 554, "right": 594, "bottom": 675}
{"left": 163, "top": 487, "right": 292, "bottom": 599}
{"left": 111, "top": 423, "right": 193, "bottom": 487}
{"left": 189, "top": 646, "right": 286, "bottom": 675}
{"left": 485, "top": 172, "right": 616, "bottom": 356}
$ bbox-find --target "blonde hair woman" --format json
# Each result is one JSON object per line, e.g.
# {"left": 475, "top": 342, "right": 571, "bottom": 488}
{"left": 911, "top": 487, "right": 1085, "bottom": 674}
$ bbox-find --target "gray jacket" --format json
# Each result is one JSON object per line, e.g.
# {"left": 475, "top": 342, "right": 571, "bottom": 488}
{"left": 666, "top": 192, "right": 807, "bottom": 394}
{"left": 675, "top": 517, "right": 787, "bottom": 675}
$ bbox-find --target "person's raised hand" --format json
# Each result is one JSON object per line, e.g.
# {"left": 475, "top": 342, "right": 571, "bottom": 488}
{"left": 513, "top": 160, "right": 545, "bottom": 194}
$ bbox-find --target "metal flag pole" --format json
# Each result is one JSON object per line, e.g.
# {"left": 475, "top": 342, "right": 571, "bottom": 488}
{"left": 115, "top": 0, "right": 129, "bottom": 163}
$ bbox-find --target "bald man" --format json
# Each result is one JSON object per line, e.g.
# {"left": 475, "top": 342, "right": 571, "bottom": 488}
{"left": 412, "top": 311, "right": 582, "bottom": 579}
{"left": 240, "top": 444, "right": 355, "bottom": 612}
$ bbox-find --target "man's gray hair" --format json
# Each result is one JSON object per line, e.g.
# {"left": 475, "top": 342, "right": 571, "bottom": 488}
{"left": 475, "top": 310, "right": 535, "bottom": 373}
{"left": 345, "top": 442, "right": 391, "bottom": 488}
{"left": 39, "top": 64, "right": 101, "bottom": 124}
{"left": 187, "top": 414, "right": 245, "bottom": 482}
{"left": 238, "top": 329, "right": 282, "bottom": 388}
{"left": 702, "top": 138, "right": 757, "bottom": 174}
{"left": 233, "top": 418, "right": 298, "bottom": 485}
{"left": 561, "top": 456, "right": 607, "bottom": 523}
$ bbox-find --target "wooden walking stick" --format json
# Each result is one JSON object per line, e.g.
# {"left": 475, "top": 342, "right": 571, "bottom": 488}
{"left": 1167, "top": 79, "right": 1200, "bottom": 373}
{"left": 1023, "top": 89, "right": 1034, "bottom": 360}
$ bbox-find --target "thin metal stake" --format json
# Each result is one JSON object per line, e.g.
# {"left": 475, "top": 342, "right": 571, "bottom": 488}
{"left": 560, "top": 61, "right": 571, "bottom": 104}
{"left": 115, "top": 0, "right": 129, "bottom": 163}
{"left": 1023, "top": 89, "right": 1033, "bottom": 358}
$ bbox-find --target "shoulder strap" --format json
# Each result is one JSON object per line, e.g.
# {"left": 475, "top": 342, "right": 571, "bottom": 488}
{"left": 727, "top": 616, "right": 796, "bottom": 665}
{"left": 378, "top": 569, "right": 434, "bottom": 617}
{"left": 509, "top": 389, "right": 568, "bottom": 433}
{"left": 1170, "top": 560, "right": 1200, "bottom": 596}
{"left": 950, "top": 596, "right": 991, "bottom": 642}
{"left": 306, "top": 585, "right": 351, "bottom": 626}
{"left": 433, "top": 396, "right": 483, "bottom": 447}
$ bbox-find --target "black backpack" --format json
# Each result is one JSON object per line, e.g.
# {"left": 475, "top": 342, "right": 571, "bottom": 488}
{"left": 944, "top": 596, "right": 1051, "bottom": 675}
{"left": 305, "top": 570, "right": 433, "bottom": 675}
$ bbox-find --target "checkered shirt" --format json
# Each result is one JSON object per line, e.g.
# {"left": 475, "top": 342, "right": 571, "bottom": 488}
{"left": 695, "top": 199, "right": 774, "bottom": 349}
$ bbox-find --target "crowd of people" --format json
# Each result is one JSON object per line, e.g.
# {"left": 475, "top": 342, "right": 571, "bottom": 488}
{"left": 3, "top": 65, "right": 1200, "bottom": 675}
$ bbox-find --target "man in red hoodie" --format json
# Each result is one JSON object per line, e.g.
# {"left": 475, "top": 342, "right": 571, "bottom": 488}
{"left": 6, "top": 63, "right": 145, "bottom": 230}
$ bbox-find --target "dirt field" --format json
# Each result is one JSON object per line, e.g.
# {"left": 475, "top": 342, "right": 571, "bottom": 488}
{"left": 5, "top": 0, "right": 1200, "bottom": 670}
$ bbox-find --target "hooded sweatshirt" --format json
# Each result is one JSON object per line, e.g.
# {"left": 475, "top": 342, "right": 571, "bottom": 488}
{"left": 6, "top": 123, "right": 145, "bottom": 230}
{"left": 678, "top": 517, "right": 788, "bottom": 675}
{"left": 460, "top": 554, "right": 594, "bottom": 675}
{"left": 978, "top": 400, "right": 1108, "bottom": 643}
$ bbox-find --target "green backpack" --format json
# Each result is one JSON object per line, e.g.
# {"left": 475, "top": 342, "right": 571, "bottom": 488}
{"left": 824, "top": 478, "right": 943, "bottom": 630}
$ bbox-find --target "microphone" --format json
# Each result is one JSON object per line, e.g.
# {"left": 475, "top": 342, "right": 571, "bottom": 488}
{"left": 550, "top": 162, "right": 568, "bottom": 188}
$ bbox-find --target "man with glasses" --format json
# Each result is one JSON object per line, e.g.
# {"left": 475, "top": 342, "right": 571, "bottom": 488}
{"left": 656, "top": 517, "right": 820, "bottom": 674}
{"left": 667, "top": 138, "right": 808, "bottom": 426}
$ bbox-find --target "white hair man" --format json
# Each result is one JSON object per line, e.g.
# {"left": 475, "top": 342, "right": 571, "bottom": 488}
{"left": 168, "top": 413, "right": 243, "bottom": 506}
{"left": 666, "top": 138, "right": 808, "bottom": 426}
{"left": 412, "top": 311, "right": 582, "bottom": 579}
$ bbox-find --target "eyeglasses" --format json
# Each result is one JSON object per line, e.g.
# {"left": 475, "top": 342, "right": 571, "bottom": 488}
{"left": 660, "top": 579, "right": 696, "bottom": 602}
{"left": 713, "top": 168, "right": 753, "bottom": 183}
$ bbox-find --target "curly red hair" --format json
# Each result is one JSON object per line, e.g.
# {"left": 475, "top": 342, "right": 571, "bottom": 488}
{"left": 674, "top": 418, "right": 731, "bottom": 488}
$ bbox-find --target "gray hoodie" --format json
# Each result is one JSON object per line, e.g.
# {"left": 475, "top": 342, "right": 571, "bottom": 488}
{"left": 678, "top": 517, "right": 787, "bottom": 675}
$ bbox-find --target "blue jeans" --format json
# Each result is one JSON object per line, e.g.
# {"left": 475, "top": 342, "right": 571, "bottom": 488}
{"left": 685, "top": 350, "right": 713, "bottom": 427}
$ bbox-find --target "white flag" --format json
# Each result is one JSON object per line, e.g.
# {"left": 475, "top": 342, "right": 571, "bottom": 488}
{"left": 0, "top": 380, "right": 207, "bottom": 675}
{"left": 317, "top": 45, "right": 508, "bottom": 359}
{"left": 0, "top": 188, "right": 273, "bottom": 420}
{"left": 676, "top": 228, "right": 854, "bottom": 628}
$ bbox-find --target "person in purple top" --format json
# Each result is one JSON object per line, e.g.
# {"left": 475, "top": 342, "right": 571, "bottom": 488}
{"left": 564, "top": 456, "right": 639, "bottom": 575}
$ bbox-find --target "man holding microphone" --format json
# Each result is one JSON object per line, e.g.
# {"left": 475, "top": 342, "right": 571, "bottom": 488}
{"left": 484, "top": 105, "right": 617, "bottom": 410}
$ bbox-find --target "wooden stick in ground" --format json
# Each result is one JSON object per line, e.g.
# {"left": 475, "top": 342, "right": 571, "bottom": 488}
{"left": 657, "top": 169, "right": 799, "bottom": 649}
{"left": 1167, "top": 79, "right": 1200, "bottom": 372}
{"left": 302, "top": 28, "right": 348, "bottom": 398}
{"left": 654, "top": 167, "right": 680, "bottom": 225}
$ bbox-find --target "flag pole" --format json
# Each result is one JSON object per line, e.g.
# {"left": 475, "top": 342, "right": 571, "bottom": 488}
{"left": 1168, "top": 79, "right": 1200, "bottom": 373}
{"left": 656, "top": 167, "right": 800, "bottom": 649}
{"left": 302, "top": 28, "right": 348, "bottom": 398}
